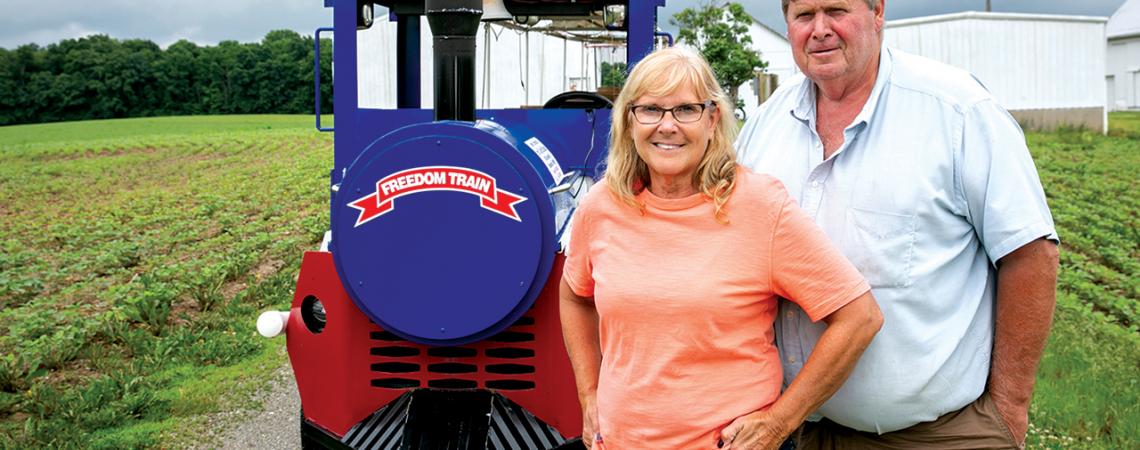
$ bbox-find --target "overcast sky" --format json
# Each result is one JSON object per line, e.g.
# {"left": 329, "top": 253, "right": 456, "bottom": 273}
{"left": 0, "top": 0, "right": 1129, "bottom": 50}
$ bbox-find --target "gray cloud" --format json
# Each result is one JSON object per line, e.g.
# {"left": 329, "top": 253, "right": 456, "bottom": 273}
{"left": 0, "top": 0, "right": 1128, "bottom": 50}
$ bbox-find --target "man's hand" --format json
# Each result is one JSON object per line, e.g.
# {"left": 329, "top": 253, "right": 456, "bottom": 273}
{"left": 991, "top": 392, "right": 1028, "bottom": 445}
{"left": 718, "top": 409, "right": 793, "bottom": 450}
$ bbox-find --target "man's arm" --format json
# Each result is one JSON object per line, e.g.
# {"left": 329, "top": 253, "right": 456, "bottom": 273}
{"left": 988, "top": 238, "right": 1059, "bottom": 445}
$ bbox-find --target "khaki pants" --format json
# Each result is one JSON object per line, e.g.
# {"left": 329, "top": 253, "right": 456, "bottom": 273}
{"left": 793, "top": 393, "right": 1022, "bottom": 450}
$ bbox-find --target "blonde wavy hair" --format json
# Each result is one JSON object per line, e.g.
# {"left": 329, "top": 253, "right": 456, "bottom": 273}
{"left": 604, "top": 46, "right": 739, "bottom": 223}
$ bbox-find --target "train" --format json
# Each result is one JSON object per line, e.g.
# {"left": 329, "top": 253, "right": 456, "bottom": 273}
{"left": 255, "top": 1, "right": 669, "bottom": 448}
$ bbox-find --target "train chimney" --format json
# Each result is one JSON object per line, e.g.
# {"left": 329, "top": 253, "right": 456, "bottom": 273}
{"left": 426, "top": 0, "right": 482, "bottom": 121}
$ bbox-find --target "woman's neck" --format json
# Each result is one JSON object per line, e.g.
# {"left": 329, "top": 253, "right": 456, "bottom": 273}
{"left": 647, "top": 176, "right": 698, "bottom": 199}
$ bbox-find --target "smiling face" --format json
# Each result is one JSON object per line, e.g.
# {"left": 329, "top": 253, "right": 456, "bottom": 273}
{"left": 629, "top": 83, "right": 719, "bottom": 196}
{"left": 785, "top": 0, "right": 884, "bottom": 86}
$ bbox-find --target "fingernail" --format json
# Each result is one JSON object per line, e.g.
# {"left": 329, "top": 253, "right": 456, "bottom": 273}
{"left": 717, "top": 439, "right": 724, "bottom": 448}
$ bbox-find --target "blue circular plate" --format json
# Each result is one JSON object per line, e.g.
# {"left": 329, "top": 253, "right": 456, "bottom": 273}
{"left": 332, "top": 122, "right": 554, "bottom": 345}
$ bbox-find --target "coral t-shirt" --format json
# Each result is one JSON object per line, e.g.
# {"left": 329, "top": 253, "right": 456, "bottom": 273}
{"left": 563, "top": 168, "right": 870, "bottom": 449}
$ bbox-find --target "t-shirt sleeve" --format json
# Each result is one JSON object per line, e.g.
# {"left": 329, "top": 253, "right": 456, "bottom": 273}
{"left": 562, "top": 192, "right": 595, "bottom": 298}
{"left": 769, "top": 188, "right": 871, "bottom": 322}
{"left": 959, "top": 99, "right": 1059, "bottom": 263}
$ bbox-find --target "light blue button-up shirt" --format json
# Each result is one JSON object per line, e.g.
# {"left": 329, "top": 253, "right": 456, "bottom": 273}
{"left": 736, "top": 47, "right": 1058, "bottom": 433}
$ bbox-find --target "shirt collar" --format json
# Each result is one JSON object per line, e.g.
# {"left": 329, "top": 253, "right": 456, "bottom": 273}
{"left": 789, "top": 45, "right": 894, "bottom": 129}
{"left": 852, "top": 46, "right": 893, "bottom": 128}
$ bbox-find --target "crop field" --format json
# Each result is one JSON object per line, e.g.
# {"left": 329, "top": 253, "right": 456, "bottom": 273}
{"left": 0, "top": 115, "right": 331, "bottom": 448}
{"left": 1026, "top": 115, "right": 1140, "bottom": 449}
{"left": 0, "top": 114, "right": 1136, "bottom": 449}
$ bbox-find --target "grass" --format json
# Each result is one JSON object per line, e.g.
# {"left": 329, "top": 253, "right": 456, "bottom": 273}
{"left": 1021, "top": 112, "right": 1140, "bottom": 449}
{"left": 0, "top": 115, "right": 331, "bottom": 448}
{"left": 0, "top": 114, "right": 326, "bottom": 148}
{"left": 0, "top": 113, "right": 1136, "bottom": 448}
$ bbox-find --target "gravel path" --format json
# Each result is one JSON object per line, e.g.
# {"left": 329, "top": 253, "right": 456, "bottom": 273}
{"left": 196, "top": 362, "right": 302, "bottom": 450}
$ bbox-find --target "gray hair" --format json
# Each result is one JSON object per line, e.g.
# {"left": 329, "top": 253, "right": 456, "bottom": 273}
{"left": 782, "top": 0, "right": 878, "bottom": 15}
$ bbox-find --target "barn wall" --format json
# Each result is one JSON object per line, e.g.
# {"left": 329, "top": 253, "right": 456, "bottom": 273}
{"left": 1107, "top": 35, "right": 1140, "bottom": 110}
{"left": 885, "top": 13, "right": 1107, "bottom": 132}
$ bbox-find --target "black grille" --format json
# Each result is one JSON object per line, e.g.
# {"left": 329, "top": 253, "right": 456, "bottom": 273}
{"left": 369, "top": 315, "right": 539, "bottom": 392}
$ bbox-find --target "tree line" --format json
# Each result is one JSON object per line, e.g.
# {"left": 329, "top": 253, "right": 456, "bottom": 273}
{"left": 0, "top": 30, "right": 333, "bottom": 126}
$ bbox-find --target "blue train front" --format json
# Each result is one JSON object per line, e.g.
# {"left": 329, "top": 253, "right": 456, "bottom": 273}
{"left": 256, "top": 1, "right": 667, "bottom": 448}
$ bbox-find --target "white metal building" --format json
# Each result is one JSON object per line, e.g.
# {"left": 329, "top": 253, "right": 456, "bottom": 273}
{"left": 884, "top": 12, "right": 1108, "bottom": 132}
{"left": 356, "top": 15, "right": 623, "bottom": 110}
{"left": 1107, "top": 0, "right": 1140, "bottom": 111}
{"left": 738, "top": 20, "right": 796, "bottom": 112}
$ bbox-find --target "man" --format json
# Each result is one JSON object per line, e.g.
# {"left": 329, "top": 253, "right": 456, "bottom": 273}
{"left": 735, "top": 0, "right": 1059, "bottom": 448}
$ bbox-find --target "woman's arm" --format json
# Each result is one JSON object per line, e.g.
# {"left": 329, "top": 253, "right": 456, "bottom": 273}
{"left": 722, "top": 291, "right": 882, "bottom": 449}
{"left": 559, "top": 277, "right": 603, "bottom": 448}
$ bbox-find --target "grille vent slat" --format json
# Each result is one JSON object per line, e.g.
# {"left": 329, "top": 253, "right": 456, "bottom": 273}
{"left": 485, "top": 348, "right": 534, "bottom": 359}
{"left": 486, "top": 364, "right": 535, "bottom": 375}
{"left": 427, "top": 347, "right": 478, "bottom": 358}
{"left": 372, "top": 346, "right": 420, "bottom": 357}
{"left": 371, "top": 378, "right": 421, "bottom": 389}
{"left": 427, "top": 362, "right": 478, "bottom": 374}
{"left": 372, "top": 362, "right": 420, "bottom": 373}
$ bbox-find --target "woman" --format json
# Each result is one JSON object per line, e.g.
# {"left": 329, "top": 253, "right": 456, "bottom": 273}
{"left": 560, "top": 47, "right": 883, "bottom": 450}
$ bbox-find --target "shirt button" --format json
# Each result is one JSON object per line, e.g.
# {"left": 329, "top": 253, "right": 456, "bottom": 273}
{"left": 787, "top": 356, "right": 796, "bottom": 364}
{"left": 786, "top": 310, "right": 794, "bottom": 318}
{"left": 812, "top": 181, "right": 821, "bottom": 188}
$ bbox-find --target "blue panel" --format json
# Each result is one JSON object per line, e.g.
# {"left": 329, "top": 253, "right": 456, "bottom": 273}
{"left": 332, "top": 122, "right": 556, "bottom": 346}
{"left": 627, "top": 0, "right": 666, "bottom": 69}
{"left": 337, "top": 109, "right": 612, "bottom": 184}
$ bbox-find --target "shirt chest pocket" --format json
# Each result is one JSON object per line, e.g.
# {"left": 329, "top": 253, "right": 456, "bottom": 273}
{"left": 844, "top": 207, "right": 917, "bottom": 289}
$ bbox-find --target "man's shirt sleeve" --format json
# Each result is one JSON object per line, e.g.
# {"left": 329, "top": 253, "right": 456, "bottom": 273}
{"left": 957, "top": 99, "right": 1059, "bottom": 263}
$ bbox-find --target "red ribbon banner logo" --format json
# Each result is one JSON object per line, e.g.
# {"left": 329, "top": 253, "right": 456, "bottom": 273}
{"left": 347, "top": 166, "right": 528, "bottom": 227}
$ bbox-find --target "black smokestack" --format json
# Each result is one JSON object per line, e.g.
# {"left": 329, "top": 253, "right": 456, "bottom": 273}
{"left": 426, "top": 0, "right": 482, "bottom": 121}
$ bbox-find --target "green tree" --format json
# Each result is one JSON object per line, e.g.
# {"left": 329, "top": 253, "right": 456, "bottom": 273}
{"left": 255, "top": 30, "right": 311, "bottom": 114}
{"left": 671, "top": 1, "right": 766, "bottom": 108}
{"left": 0, "top": 30, "right": 334, "bottom": 125}
{"left": 155, "top": 40, "right": 204, "bottom": 116}
{"left": 601, "top": 61, "right": 627, "bottom": 87}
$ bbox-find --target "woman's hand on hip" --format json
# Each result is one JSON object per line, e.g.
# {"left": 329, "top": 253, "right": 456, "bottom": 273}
{"left": 581, "top": 393, "right": 600, "bottom": 449}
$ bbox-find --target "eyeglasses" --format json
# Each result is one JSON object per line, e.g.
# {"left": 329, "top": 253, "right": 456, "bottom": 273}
{"left": 629, "top": 101, "right": 715, "bottom": 124}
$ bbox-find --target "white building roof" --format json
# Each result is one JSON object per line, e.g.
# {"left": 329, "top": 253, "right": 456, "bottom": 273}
{"left": 750, "top": 18, "right": 788, "bottom": 43}
{"left": 887, "top": 11, "right": 1107, "bottom": 28}
{"left": 1108, "top": 0, "right": 1140, "bottom": 40}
